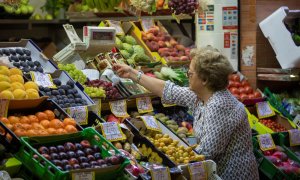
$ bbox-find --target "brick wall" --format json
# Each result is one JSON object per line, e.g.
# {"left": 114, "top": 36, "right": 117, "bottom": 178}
{"left": 240, "top": 0, "right": 300, "bottom": 90}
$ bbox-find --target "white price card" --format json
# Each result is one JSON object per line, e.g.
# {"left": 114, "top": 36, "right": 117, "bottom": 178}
{"left": 0, "top": 99, "right": 9, "bottom": 117}
{"left": 256, "top": 101, "right": 275, "bottom": 119}
{"left": 67, "top": 106, "right": 88, "bottom": 125}
{"left": 136, "top": 97, "right": 153, "bottom": 114}
{"left": 100, "top": 122, "right": 126, "bottom": 142}
{"left": 293, "top": 114, "right": 300, "bottom": 129}
{"left": 72, "top": 171, "right": 95, "bottom": 180}
{"left": 109, "top": 100, "right": 129, "bottom": 118}
{"left": 258, "top": 134, "right": 276, "bottom": 151}
{"left": 30, "top": 71, "right": 56, "bottom": 88}
{"left": 140, "top": 116, "right": 161, "bottom": 132}
{"left": 188, "top": 161, "right": 207, "bottom": 180}
{"left": 150, "top": 167, "right": 171, "bottom": 180}
{"left": 141, "top": 18, "right": 155, "bottom": 32}
{"left": 107, "top": 20, "right": 124, "bottom": 35}
{"left": 288, "top": 129, "right": 300, "bottom": 146}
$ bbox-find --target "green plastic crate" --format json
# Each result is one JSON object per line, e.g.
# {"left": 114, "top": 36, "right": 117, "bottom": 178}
{"left": 253, "top": 133, "right": 300, "bottom": 179}
{"left": 278, "top": 132, "right": 300, "bottom": 163}
{"left": 14, "top": 127, "right": 130, "bottom": 180}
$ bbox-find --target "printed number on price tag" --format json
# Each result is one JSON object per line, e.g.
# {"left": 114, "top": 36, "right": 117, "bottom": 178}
{"left": 109, "top": 100, "right": 129, "bottom": 117}
{"left": 258, "top": 134, "right": 276, "bottom": 151}
{"left": 67, "top": 106, "right": 88, "bottom": 125}
{"left": 30, "top": 71, "right": 56, "bottom": 88}
{"left": 107, "top": 20, "right": 124, "bottom": 35}
{"left": 288, "top": 129, "right": 300, "bottom": 146}
{"left": 141, "top": 18, "right": 155, "bottom": 32}
{"left": 150, "top": 167, "right": 171, "bottom": 180}
{"left": 188, "top": 161, "right": 207, "bottom": 180}
{"left": 256, "top": 101, "right": 275, "bottom": 119}
{"left": 101, "top": 122, "right": 126, "bottom": 141}
{"left": 72, "top": 171, "right": 95, "bottom": 180}
{"left": 0, "top": 99, "right": 9, "bottom": 117}
{"left": 140, "top": 116, "right": 161, "bottom": 132}
{"left": 136, "top": 97, "right": 153, "bottom": 114}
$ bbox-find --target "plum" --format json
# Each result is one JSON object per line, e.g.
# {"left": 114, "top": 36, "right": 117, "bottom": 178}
{"left": 92, "top": 145, "right": 101, "bottom": 153}
{"left": 80, "top": 140, "right": 91, "bottom": 148}
{"left": 75, "top": 143, "right": 83, "bottom": 150}
{"left": 80, "top": 162, "right": 91, "bottom": 169}
{"left": 69, "top": 158, "right": 79, "bottom": 166}
{"left": 97, "top": 159, "right": 105, "bottom": 165}
{"left": 64, "top": 142, "right": 76, "bottom": 151}
{"left": 61, "top": 159, "right": 69, "bottom": 166}
{"left": 73, "top": 164, "right": 81, "bottom": 170}
{"left": 49, "top": 146, "right": 58, "bottom": 153}
{"left": 87, "top": 155, "right": 95, "bottom": 162}
{"left": 67, "top": 151, "right": 77, "bottom": 158}
{"left": 90, "top": 161, "right": 98, "bottom": 167}
{"left": 52, "top": 159, "right": 63, "bottom": 167}
{"left": 42, "top": 154, "right": 51, "bottom": 160}
{"left": 64, "top": 164, "right": 73, "bottom": 171}
{"left": 38, "top": 146, "right": 49, "bottom": 154}
{"left": 84, "top": 148, "right": 94, "bottom": 155}
{"left": 76, "top": 150, "right": 85, "bottom": 157}
{"left": 94, "top": 153, "right": 102, "bottom": 160}
{"left": 78, "top": 156, "right": 88, "bottom": 163}
{"left": 50, "top": 153, "right": 60, "bottom": 160}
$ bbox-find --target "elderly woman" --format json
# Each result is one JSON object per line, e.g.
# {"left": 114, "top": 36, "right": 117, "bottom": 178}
{"left": 114, "top": 47, "right": 259, "bottom": 180}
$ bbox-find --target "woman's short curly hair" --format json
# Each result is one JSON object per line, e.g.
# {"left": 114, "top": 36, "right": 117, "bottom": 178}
{"left": 190, "top": 46, "right": 234, "bottom": 92}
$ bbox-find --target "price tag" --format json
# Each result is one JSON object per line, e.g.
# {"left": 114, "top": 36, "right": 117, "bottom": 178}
{"left": 30, "top": 71, "right": 56, "bottom": 88}
{"left": 258, "top": 134, "right": 276, "bottom": 151}
{"left": 100, "top": 122, "right": 126, "bottom": 142}
{"left": 141, "top": 18, "right": 155, "bottom": 32}
{"left": 67, "top": 106, "right": 88, "bottom": 125}
{"left": 109, "top": 100, "right": 129, "bottom": 118}
{"left": 293, "top": 114, "right": 300, "bottom": 129}
{"left": 136, "top": 97, "right": 153, "bottom": 114}
{"left": 72, "top": 171, "right": 95, "bottom": 180}
{"left": 0, "top": 99, "right": 9, "bottom": 117}
{"left": 150, "top": 167, "right": 171, "bottom": 180}
{"left": 107, "top": 20, "right": 124, "bottom": 35}
{"left": 256, "top": 101, "right": 275, "bottom": 119}
{"left": 140, "top": 116, "right": 161, "bottom": 132}
{"left": 188, "top": 161, "right": 207, "bottom": 180}
{"left": 288, "top": 129, "right": 300, "bottom": 146}
{"left": 92, "top": 99, "right": 101, "bottom": 117}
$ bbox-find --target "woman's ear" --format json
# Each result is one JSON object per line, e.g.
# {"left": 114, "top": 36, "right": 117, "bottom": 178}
{"left": 202, "top": 78, "right": 208, "bottom": 85}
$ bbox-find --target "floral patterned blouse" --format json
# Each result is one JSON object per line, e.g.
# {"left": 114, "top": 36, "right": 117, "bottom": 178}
{"left": 162, "top": 81, "right": 259, "bottom": 180}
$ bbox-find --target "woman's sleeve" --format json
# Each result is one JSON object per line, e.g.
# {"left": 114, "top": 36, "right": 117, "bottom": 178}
{"left": 161, "top": 81, "right": 198, "bottom": 108}
{"left": 195, "top": 104, "right": 240, "bottom": 159}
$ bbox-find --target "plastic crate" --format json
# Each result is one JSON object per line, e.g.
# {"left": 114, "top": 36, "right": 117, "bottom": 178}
{"left": 253, "top": 134, "right": 300, "bottom": 179}
{"left": 278, "top": 132, "right": 300, "bottom": 163}
{"left": 14, "top": 127, "right": 130, "bottom": 180}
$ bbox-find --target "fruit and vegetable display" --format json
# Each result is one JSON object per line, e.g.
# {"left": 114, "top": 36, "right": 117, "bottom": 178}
{"left": 84, "top": 0, "right": 122, "bottom": 12}
{"left": 168, "top": 0, "right": 198, "bottom": 15}
{"left": 259, "top": 119, "right": 287, "bottom": 132}
{"left": 141, "top": 26, "right": 191, "bottom": 63}
{"left": 0, "top": 66, "right": 39, "bottom": 99}
{"left": 0, "top": 0, "right": 34, "bottom": 18}
{"left": 0, "top": 110, "right": 78, "bottom": 137}
{"left": 228, "top": 73, "right": 262, "bottom": 100}
{"left": 39, "top": 79, "right": 88, "bottom": 108}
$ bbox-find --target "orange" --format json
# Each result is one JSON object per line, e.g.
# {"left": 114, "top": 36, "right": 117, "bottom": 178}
{"left": 8, "top": 116, "right": 20, "bottom": 124}
{"left": 64, "top": 125, "right": 77, "bottom": 133}
{"left": 27, "top": 129, "right": 38, "bottom": 137}
{"left": 63, "top": 118, "right": 76, "bottom": 127}
{"left": 32, "top": 123, "right": 44, "bottom": 130}
{"left": 28, "top": 115, "right": 39, "bottom": 123}
{"left": 12, "top": 123, "right": 25, "bottom": 131}
{"left": 0, "top": 117, "right": 9, "bottom": 124}
{"left": 49, "top": 119, "right": 64, "bottom": 129}
{"left": 22, "top": 124, "right": 32, "bottom": 130}
{"left": 40, "top": 120, "right": 50, "bottom": 129}
{"left": 14, "top": 129, "right": 26, "bottom": 137}
{"left": 35, "top": 112, "right": 48, "bottom": 121}
{"left": 19, "top": 116, "right": 30, "bottom": 124}
{"left": 57, "top": 128, "right": 66, "bottom": 134}
{"left": 44, "top": 110, "right": 55, "bottom": 120}
{"left": 6, "top": 124, "right": 13, "bottom": 130}
{"left": 37, "top": 129, "right": 48, "bottom": 136}
{"left": 47, "top": 128, "right": 57, "bottom": 135}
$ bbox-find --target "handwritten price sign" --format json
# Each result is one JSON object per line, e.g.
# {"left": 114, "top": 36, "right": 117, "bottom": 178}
{"left": 67, "top": 106, "right": 88, "bottom": 125}
{"left": 256, "top": 101, "right": 275, "bottom": 119}
{"left": 0, "top": 99, "right": 9, "bottom": 117}
{"left": 72, "top": 171, "right": 94, "bottom": 180}
{"left": 188, "top": 161, "right": 207, "bottom": 180}
{"left": 101, "top": 122, "right": 126, "bottom": 141}
{"left": 141, "top": 18, "right": 155, "bottom": 32}
{"left": 258, "top": 134, "right": 276, "bottom": 151}
{"left": 140, "top": 116, "right": 161, "bottom": 132}
{"left": 288, "top": 129, "right": 300, "bottom": 146}
{"left": 136, "top": 97, "right": 153, "bottom": 114}
{"left": 150, "top": 167, "right": 171, "bottom": 180}
{"left": 109, "top": 100, "right": 129, "bottom": 118}
{"left": 30, "top": 71, "right": 56, "bottom": 88}
{"left": 107, "top": 20, "right": 124, "bottom": 35}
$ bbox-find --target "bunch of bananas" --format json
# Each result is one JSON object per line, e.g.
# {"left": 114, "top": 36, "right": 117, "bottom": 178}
{"left": 86, "top": 0, "right": 122, "bottom": 11}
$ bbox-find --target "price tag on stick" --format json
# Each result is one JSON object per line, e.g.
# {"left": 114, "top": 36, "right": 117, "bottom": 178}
{"left": 188, "top": 161, "right": 207, "bottom": 180}
{"left": 136, "top": 97, "right": 153, "bottom": 114}
{"left": 100, "top": 122, "right": 126, "bottom": 142}
{"left": 67, "top": 106, "right": 88, "bottom": 125}
{"left": 150, "top": 167, "right": 171, "bottom": 180}
{"left": 256, "top": 101, "right": 276, "bottom": 119}
{"left": 72, "top": 171, "right": 95, "bottom": 180}
{"left": 0, "top": 99, "right": 9, "bottom": 117}
{"left": 109, "top": 100, "right": 129, "bottom": 118}
{"left": 288, "top": 129, "right": 300, "bottom": 146}
{"left": 141, "top": 18, "right": 155, "bottom": 32}
{"left": 140, "top": 116, "right": 161, "bottom": 132}
{"left": 30, "top": 71, "right": 56, "bottom": 88}
{"left": 258, "top": 134, "right": 276, "bottom": 151}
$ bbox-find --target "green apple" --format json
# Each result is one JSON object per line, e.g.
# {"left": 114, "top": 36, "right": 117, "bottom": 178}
{"left": 15, "top": 8, "right": 21, "bottom": 15}
{"left": 20, "top": 5, "right": 28, "bottom": 14}
{"left": 33, "top": 13, "right": 42, "bottom": 20}
{"left": 20, "top": 0, "right": 29, "bottom": 5}
{"left": 4, "top": 5, "right": 14, "bottom": 14}
{"left": 27, "top": 5, "right": 34, "bottom": 14}
{"left": 81, "top": 5, "right": 89, "bottom": 12}
{"left": 45, "top": 14, "right": 53, "bottom": 20}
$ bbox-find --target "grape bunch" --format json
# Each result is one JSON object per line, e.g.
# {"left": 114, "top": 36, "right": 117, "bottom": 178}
{"left": 84, "top": 86, "right": 106, "bottom": 98}
{"left": 168, "top": 0, "right": 198, "bottom": 15}
{"left": 86, "top": 79, "right": 122, "bottom": 99}
{"left": 58, "top": 64, "right": 87, "bottom": 85}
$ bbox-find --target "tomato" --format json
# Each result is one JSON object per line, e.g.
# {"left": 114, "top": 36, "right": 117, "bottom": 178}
{"left": 254, "top": 91, "right": 262, "bottom": 98}
{"left": 248, "top": 94, "right": 255, "bottom": 99}
{"left": 240, "top": 93, "right": 249, "bottom": 100}
{"left": 229, "top": 87, "right": 239, "bottom": 94}
{"left": 231, "top": 74, "right": 240, "bottom": 82}
{"left": 244, "top": 85, "right": 253, "bottom": 94}
{"left": 239, "top": 87, "right": 246, "bottom": 94}
{"left": 232, "top": 81, "right": 241, "bottom": 88}
{"left": 241, "top": 80, "right": 250, "bottom": 87}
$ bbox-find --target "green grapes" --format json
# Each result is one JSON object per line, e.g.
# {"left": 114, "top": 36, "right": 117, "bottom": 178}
{"left": 84, "top": 86, "right": 106, "bottom": 98}
{"left": 58, "top": 64, "right": 87, "bottom": 84}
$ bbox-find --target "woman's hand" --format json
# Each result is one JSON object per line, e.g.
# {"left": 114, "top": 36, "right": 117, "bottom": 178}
{"left": 113, "top": 64, "right": 135, "bottom": 79}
